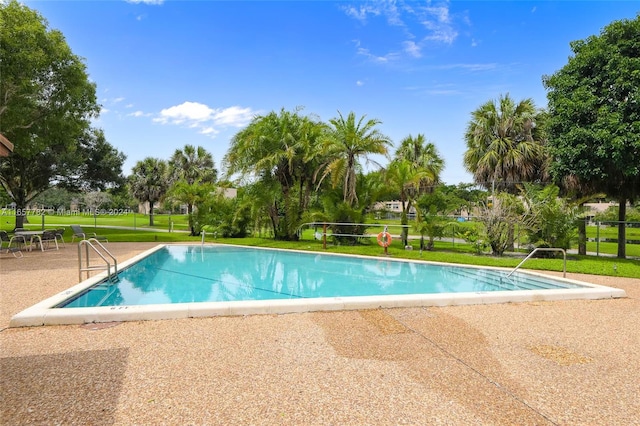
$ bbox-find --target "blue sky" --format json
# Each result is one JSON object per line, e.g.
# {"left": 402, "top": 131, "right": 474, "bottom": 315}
{"left": 26, "top": 0, "right": 640, "bottom": 184}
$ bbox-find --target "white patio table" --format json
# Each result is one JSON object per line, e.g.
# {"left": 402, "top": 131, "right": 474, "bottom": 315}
{"left": 14, "top": 230, "right": 44, "bottom": 252}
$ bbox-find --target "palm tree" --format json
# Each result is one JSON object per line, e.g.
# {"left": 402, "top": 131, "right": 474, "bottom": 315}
{"left": 224, "top": 108, "right": 325, "bottom": 240}
{"left": 168, "top": 145, "right": 217, "bottom": 235}
{"left": 235, "top": 179, "right": 282, "bottom": 238}
{"left": 169, "top": 145, "right": 217, "bottom": 185}
{"left": 129, "top": 157, "right": 169, "bottom": 226}
{"left": 317, "top": 111, "right": 391, "bottom": 206}
{"left": 384, "top": 159, "right": 426, "bottom": 246}
{"left": 166, "top": 180, "right": 216, "bottom": 235}
{"left": 463, "top": 94, "right": 549, "bottom": 193}
{"left": 395, "top": 134, "right": 444, "bottom": 193}
{"left": 387, "top": 134, "right": 444, "bottom": 246}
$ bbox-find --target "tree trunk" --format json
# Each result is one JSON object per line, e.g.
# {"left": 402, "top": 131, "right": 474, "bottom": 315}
{"left": 617, "top": 198, "right": 626, "bottom": 259}
{"left": 269, "top": 201, "right": 279, "bottom": 239}
{"left": 149, "top": 201, "right": 155, "bottom": 227}
{"left": 401, "top": 210, "right": 408, "bottom": 247}
{"left": 13, "top": 205, "right": 27, "bottom": 229}
{"left": 14, "top": 210, "right": 26, "bottom": 229}
{"left": 282, "top": 185, "right": 296, "bottom": 240}
{"left": 187, "top": 203, "right": 196, "bottom": 236}
{"left": 507, "top": 224, "right": 515, "bottom": 252}
{"left": 577, "top": 217, "right": 587, "bottom": 256}
{"left": 12, "top": 188, "right": 28, "bottom": 229}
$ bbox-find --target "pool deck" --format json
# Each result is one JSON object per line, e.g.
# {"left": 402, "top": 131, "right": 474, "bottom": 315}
{"left": 1, "top": 242, "right": 639, "bottom": 425}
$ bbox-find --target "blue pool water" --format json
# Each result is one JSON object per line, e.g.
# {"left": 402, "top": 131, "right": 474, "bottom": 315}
{"left": 59, "top": 245, "right": 584, "bottom": 308}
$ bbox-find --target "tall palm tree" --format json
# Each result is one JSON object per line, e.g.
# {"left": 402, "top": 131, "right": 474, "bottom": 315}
{"left": 169, "top": 145, "right": 217, "bottom": 185}
{"left": 389, "top": 134, "right": 444, "bottom": 246}
{"left": 129, "top": 157, "right": 169, "bottom": 226}
{"left": 395, "top": 134, "right": 444, "bottom": 192}
{"left": 317, "top": 111, "right": 391, "bottom": 206}
{"left": 463, "top": 94, "right": 549, "bottom": 193}
{"left": 168, "top": 145, "right": 217, "bottom": 235}
{"left": 384, "top": 159, "right": 427, "bottom": 246}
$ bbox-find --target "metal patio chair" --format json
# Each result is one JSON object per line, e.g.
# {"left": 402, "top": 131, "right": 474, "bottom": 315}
{"left": 36, "top": 230, "right": 59, "bottom": 251}
{"left": 0, "top": 230, "right": 24, "bottom": 258}
{"left": 54, "top": 227, "right": 66, "bottom": 247}
{"left": 70, "top": 224, "right": 108, "bottom": 243}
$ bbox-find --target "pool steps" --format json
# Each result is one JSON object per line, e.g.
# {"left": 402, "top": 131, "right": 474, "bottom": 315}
{"left": 447, "top": 268, "right": 574, "bottom": 291}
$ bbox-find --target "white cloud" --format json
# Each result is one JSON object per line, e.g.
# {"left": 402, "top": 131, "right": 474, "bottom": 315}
{"left": 212, "top": 106, "right": 254, "bottom": 127}
{"left": 345, "top": 0, "right": 461, "bottom": 63}
{"left": 357, "top": 46, "right": 390, "bottom": 63}
{"left": 356, "top": 80, "right": 364, "bottom": 87}
{"left": 342, "top": 4, "right": 381, "bottom": 21}
{"left": 420, "top": 3, "right": 458, "bottom": 44}
{"left": 382, "top": 2, "right": 403, "bottom": 27}
{"left": 424, "top": 4, "right": 451, "bottom": 25}
{"left": 101, "top": 96, "right": 126, "bottom": 106}
{"left": 423, "top": 27, "right": 458, "bottom": 44}
{"left": 200, "top": 127, "right": 220, "bottom": 136}
{"left": 128, "top": 110, "right": 151, "bottom": 118}
{"left": 427, "top": 88, "right": 463, "bottom": 95}
{"left": 126, "top": 0, "right": 164, "bottom": 5}
{"left": 155, "top": 101, "right": 215, "bottom": 125}
{"left": 403, "top": 40, "right": 422, "bottom": 58}
{"left": 152, "top": 101, "right": 256, "bottom": 137}
{"left": 354, "top": 41, "right": 398, "bottom": 63}
{"left": 436, "top": 63, "right": 497, "bottom": 72}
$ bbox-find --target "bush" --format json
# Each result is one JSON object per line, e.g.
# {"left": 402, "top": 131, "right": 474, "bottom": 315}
{"left": 521, "top": 184, "right": 577, "bottom": 250}
{"left": 196, "top": 195, "right": 251, "bottom": 238}
{"left": 475, "top": 193, "right": 522, "bottom": 256}
{"left": 328, "top": 202, "right": 368, "bottom": 245}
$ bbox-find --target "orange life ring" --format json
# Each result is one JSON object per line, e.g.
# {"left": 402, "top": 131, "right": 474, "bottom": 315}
{"left": 377, "top": 231, "right": 392, "bottom": 248}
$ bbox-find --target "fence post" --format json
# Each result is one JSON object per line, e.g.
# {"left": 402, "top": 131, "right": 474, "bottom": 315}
{"left": 450, "top": 224, "right": 454, "bottom": 247}
{"left": 322, "top": 223, "right": 327, "bottom": 250}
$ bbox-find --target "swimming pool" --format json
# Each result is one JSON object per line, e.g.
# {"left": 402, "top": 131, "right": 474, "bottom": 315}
{"left": 10, "top": 244, "right": 626, "bottom": 327}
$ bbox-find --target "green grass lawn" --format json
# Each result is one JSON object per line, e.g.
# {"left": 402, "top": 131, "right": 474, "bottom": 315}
{"left": 1, "top": 212, "right": 191, "bottom": 232}
{"left": 587, "top": 241, "right": 640, "bottom": 258}
{"left": 587, "top": 223, "right": 640, "bottom": 237}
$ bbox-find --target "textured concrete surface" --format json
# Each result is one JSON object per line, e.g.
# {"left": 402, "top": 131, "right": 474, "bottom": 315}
{"left": 1, "top": 243, "right": 639, "bottom": 425}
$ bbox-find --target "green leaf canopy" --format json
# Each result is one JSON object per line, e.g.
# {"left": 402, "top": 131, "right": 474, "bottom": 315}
{"left": 544, "top": 14, "right": 640, "bottom": 258}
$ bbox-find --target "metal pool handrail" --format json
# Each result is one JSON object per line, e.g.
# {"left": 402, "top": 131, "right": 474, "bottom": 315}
{"left": 507, "top": 247, "right": 566, "bottom": 278}
{"left": 78, "top": 238, "right": 118, "bottom": 282}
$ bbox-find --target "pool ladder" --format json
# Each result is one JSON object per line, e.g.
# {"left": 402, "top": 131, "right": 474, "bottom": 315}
{"left": 78, "top": 238, "right": 119, "bottom": 283}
